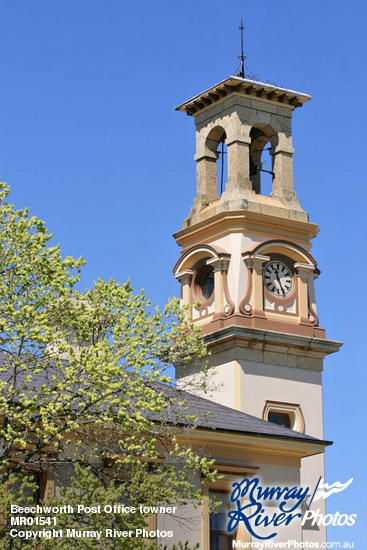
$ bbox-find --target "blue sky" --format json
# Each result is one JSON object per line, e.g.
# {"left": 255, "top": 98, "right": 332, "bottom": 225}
{"left": 1, "top": 0, "right": 366, "bottom": 545}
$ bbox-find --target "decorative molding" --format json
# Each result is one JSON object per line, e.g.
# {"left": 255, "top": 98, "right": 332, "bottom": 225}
{"left": 208, "top": 462, "right": 259, "bottom": 475}
{"left": 250, "top": 240, "right": 317, "bottom": 268}
{"left": 239, "top": 260, "right": 253, "bottom": 316}
{"left": 174, "top": 268, "right": 193, "bottom": 286}
{"left": 173, "top": 243, "right": 230, "bottom": 276}
{"left": 206, "top": 257, "right": 230, "bottom": 272}
{"left": 308, "top": 301, "right": 319, "bottom": 326}
{"left": 202, "top": 313, "right": 327, "bottom": 340}
{"left": 242, "top": 252, "right": 270, "bottom": 268}
{"left": 222, "top": 270, "right": 235, "bottom": 317}
{"left": 202, "top": 324, "right": 342, "bottom": 361}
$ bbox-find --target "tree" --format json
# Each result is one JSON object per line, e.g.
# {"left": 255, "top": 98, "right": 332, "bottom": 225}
{"left": 0, "top": 183, "right": 216, "bottom": 549}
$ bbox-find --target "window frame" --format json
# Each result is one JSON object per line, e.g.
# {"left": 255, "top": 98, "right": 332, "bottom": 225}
{"left": 262, "top": 401, "right": 305, "bottom": 433}
{"left": 202, "top": 463, "right": 258, "bottom": 550}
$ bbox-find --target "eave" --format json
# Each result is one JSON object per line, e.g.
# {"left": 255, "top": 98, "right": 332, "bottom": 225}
{"left": 175, "top": 76, "right": 311, "bottom": 116}
{"left": 180, "top": 429, "right": 331, "bottom": 460}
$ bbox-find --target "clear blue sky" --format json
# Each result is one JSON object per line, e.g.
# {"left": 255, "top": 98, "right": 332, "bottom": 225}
{"left": 1, "top": 0, "right": 366, "bottom": 545}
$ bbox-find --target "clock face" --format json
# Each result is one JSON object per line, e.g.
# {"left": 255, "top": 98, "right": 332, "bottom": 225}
{"left": 263, "top": 261, "right": 293, "bottom": 297}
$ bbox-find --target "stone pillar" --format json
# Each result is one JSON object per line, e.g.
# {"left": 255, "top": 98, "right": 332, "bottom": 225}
{"left": 243, "top": 254, "right": 270, "bottom": 314}
{"left": 294, "top": 263, "right": 314, "bottom": 323}
{"left": 271, "top": 149, "right": 294, "bottom": 197}
{"left": 225, "top": 136, "right": 252, "bottom": 193}
{"left": 270, "top": 137, "right": 302, "bottom": 211}
{"left": 193, "top": 150, "right": 219, "bottom": 210}
{"left": 174, "top": 270, "right": 193, "bottom": 306}
{"left": 207, "top": 258, "right": 230, "bottom": 314}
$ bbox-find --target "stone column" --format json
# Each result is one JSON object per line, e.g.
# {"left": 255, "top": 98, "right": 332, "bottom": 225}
{"left": 243, "top": 253, "right": 270, "bottom": 314}
{"left": 207, "top": 258, "right": 230, "bottom": 315}
{"left": 271, "top": 148, "right": 295, "bottom": 197}
{"left": 225, "top": 136, "right": 252, "bottom": 193}
{"left": 294, "top": 262, "right": 315, "bottom": 323}
{"left": 193, "top": 151, "right": 219, "bottom": 209}
{"left": 174, "top": 270, "right": 193, "bottom": 306}
{"left": 270, "top": 135, "right": 302, "bottom": 211}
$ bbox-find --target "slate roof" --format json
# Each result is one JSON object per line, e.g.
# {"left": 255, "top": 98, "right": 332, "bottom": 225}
{"left": 0, "top": 352, "right": 331, "bottom": 447}
{"left": 154, "top": 384, "right": 331, "bottom": 446}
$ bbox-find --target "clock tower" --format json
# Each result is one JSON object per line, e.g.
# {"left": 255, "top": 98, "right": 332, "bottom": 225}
{"left": 172, "top": 74, "right": 342, "bottom": 542}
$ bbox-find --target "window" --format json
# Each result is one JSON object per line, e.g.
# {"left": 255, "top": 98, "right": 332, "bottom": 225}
{"left": 203, "top": 464, "right": 258, "bottom": 550}
{"left": 194, "top": 264, "right": 215, "bottom": 302}
{"left": 268, "top": 411, "right": 291, "bottom": 428}
{"left": 210, "top": 491, "right": 235, "bottom": 550}
{"left": 263, "top": 401, "right": 304, "bottom": 432}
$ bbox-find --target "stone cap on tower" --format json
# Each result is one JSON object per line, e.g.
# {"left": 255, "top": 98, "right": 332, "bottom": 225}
{"left": 175, "top": 76, "right": 311, "bottom": 116}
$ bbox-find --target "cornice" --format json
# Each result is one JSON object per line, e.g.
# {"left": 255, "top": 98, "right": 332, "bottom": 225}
{"left": 175, "top": 76, "right": 311, "bottom": 116}
{"left": 203, "top": 324, "right": 343, "bottom": 366}
{"left": 173, "top": 210, "right": 319, "bottom": 250}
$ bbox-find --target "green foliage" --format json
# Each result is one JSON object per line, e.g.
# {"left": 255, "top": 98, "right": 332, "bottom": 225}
{"left": 0, "top": 183, "right": 215, "bottom": 549}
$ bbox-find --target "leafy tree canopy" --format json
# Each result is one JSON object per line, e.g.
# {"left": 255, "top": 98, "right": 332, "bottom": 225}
{"left": 0, "top": 183, "right": 216, "bottom": 549}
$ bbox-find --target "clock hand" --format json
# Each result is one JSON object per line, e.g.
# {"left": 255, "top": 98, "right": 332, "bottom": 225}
{"left": 274, "top": 269, "right": 286, "bottom": 296}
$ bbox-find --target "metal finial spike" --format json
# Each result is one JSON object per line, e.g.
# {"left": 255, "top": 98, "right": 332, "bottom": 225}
{"left": 233, "top": 16, "right": 277, "bottom": 85}
{"left": 238, "top": 16, "right": 245, "bottom": 78}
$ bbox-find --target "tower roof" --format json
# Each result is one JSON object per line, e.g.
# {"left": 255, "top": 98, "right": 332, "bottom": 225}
{"left": 176, "top": 76, "right": 311, "bottom": 116}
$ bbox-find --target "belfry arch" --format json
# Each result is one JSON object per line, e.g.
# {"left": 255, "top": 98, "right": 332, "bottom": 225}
{"left": 204, "top": 126, "right": 228, "bottom": 197}
{"left": 249, "top": 123, "right": 278, "bottom": 195}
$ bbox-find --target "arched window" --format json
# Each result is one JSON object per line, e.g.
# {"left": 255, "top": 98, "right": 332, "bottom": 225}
{"left": 249, "top": 124, "right": 278, "bottom": 196}
{"left": 194, "top": 263, "right": 215, "bottom": 302}
{"left": 205, "top": 126, "right": 227, "bottom": 198}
